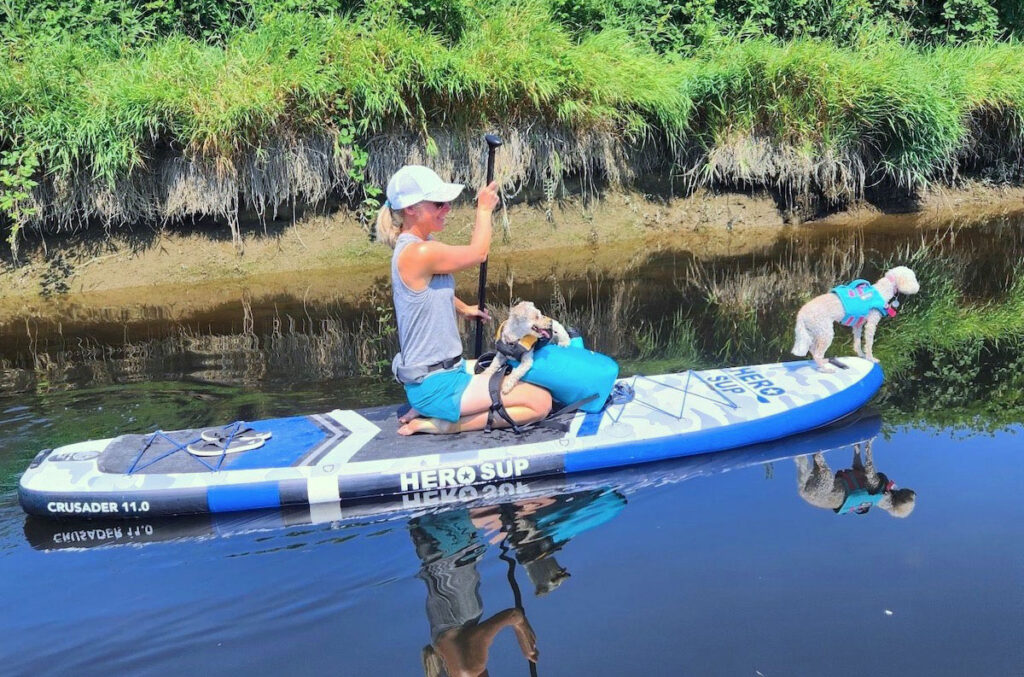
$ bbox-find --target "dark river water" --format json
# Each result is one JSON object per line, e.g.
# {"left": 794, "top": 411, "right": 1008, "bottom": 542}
{"left": 1, "top": 214, "right": 1023, "bottom": 676}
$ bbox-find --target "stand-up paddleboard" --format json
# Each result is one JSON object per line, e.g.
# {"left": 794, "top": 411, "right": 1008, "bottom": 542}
{"left": 23, "top": 412, "right": 882, "bottom": 551}
{"left": 19, "top": 357, "right": 883, "bottom": 520}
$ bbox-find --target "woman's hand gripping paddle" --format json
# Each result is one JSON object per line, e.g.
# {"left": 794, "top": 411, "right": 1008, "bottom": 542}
{"left": 474, "top": 134, "right": 503, "bottom": 358}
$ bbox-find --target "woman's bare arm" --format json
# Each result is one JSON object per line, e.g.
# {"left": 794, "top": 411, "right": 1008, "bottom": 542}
{"left": 401, "top": 183, "right": 499, "bottom": 284}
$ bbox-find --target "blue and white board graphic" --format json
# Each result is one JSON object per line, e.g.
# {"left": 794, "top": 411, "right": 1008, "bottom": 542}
{"left": 18, "top": 357, "right": 883, "bottom": 519}
{"left": 23, "top": 413, "right": 883, "bottom": 550}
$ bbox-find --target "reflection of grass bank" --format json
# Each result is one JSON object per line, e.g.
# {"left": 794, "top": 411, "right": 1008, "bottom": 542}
{"left": 613, "top": 229, "right": 1024, "bottom": 429}
{"left": 875, "top": 267, "right": 1024, "bottom": 430}
{"left": 881, "top": 338, "right": 1024, "bottom": 431}
{"left": 0, "top": 380, "right": 400, "bottom": 491}
{"left": 0, "top": 382, "right": 279, "bottom": 491}
{"left": 4, "top": 4, "right": 1024, "bottom": 243}
{"left": 3, "top": 226, "right": 1022, "bottom": 431}
{"left": 0, "top": 189, "right": 789, "bottom": 311}
{"left": 876, "top": 256, "right": 1024, "bottom": 374}
{"left": 0, "top": 306, "right": 405, "bottom": 391}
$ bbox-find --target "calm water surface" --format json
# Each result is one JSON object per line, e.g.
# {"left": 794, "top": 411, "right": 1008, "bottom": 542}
{"left": 1, "top": 215, "right": 1022, "bottom": 676}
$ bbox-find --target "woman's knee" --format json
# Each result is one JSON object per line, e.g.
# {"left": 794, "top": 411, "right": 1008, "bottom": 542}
{"left": 507, "top": 382, "right": 552, "bottom": 414}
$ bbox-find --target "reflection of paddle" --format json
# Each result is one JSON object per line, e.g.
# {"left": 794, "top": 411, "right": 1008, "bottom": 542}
{"left": 498, "top": 537, "right": 539, "bottom": 677}
{"left": 474, "top": 134, "right": 503, "bottom": 358}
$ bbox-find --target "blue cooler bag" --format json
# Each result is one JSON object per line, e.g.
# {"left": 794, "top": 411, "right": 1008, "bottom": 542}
{"left": 511, "top": 337, "right": 618, "bottom": 413}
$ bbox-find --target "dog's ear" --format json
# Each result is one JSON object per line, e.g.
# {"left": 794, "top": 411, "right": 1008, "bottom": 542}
{"left": 508, "top": 301, "right": 531, "bottom": 320}
{"left": 901, "top": 268, "right": 920, "bottom": 294}
{"left": 503, "top": 306, "right": 532, "bottom": 340}
{"left": 886, "top": 266, "right": 921, "bottom": 294}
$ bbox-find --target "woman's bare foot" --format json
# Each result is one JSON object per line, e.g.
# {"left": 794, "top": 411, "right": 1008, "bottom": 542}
{"left": 397, "top": 417, "right": 459, "bottom": 436}
{"left": 398, "top": 407, "right": 420, "bottom": 424}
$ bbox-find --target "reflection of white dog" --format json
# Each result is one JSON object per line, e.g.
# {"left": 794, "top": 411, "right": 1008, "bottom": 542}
{"left": 794, "top": 440, "right": 916, "bottom": 518}
{"left": 482, "top": 301, "right": 570, "bottom": 394}
{"left": 791, "top": 266, "right": 920, "bottom": 372}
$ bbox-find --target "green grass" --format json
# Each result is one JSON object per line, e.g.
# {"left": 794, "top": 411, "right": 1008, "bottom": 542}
{"left": 2, "top": 3, "right": 1024, "bottom": 234}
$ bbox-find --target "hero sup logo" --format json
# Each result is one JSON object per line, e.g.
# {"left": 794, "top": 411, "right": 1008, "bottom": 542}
{"left": 706, "top": 366, "right": 786, "bottom": 398}
{"left": 400, "top": 458, "right": 530, "bottom": 492}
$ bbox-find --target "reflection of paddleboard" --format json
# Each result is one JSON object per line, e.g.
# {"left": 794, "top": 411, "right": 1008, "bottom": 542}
{"left": 22, "top": 412, "right": 882, "bottom": 551}
{"left": 19, "top": 358, "right": 882, "bottom": 520}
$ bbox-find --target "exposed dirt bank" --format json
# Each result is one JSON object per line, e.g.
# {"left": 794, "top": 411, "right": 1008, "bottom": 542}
{"left": 1, "top": 183, "right": 1023, "bottom": 328}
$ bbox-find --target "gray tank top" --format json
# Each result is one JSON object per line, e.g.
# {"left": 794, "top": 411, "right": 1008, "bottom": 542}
{"left": 419, "top": 550, "right": 484, "bottom": 642}
{"left": 391, "top": 232, "right": 464, "bottom": 383}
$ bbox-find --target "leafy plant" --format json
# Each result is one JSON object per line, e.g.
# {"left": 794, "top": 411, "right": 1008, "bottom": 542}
{"left": 0, "top": 145, "right": 39, "bottom": 261}
{"left": 332, "top": 109, "right": 383, "bottom": 232}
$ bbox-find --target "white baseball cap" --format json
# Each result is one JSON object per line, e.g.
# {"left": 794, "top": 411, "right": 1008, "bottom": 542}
{"left": 385, "top": 165, "right": 464, "bottom": 210}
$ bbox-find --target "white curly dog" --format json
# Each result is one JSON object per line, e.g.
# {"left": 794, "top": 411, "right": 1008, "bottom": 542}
{"left": 481, "top": 301, "right": 571, "bottom": 394}
{"left": 792, "top": 266, "right": 920, "bottom": 372}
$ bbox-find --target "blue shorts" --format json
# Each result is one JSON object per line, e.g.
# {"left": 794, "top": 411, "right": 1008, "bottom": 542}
{"left": 404, "top": 365, "right": 472, "bottom": 422}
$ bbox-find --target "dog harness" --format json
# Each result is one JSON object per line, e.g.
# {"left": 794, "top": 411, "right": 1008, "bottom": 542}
{"left": 834, "top": 469, "right": 895, "bottom": 515}
{"left": 484, "top": 365, "right": 522, "bottom": 434}
{"left": 831, "top": 279, "right": 898, "bottom": 328}
{"left": 478, "top": 327, "right": 612, "bottom": 434}
{"left": 493, "top": 320, "right": 541, "bottom": 361}
{"left": 482, "top": 322, "right": 544, "bottom": 434}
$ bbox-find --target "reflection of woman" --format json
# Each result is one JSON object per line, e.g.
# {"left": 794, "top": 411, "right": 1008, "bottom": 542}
{"left": 376, "top": 165, "right": 551, "bottom": 436}
{"left": 411, "top": 490, "right": 627, "bottom": 676}
{"left": 795, "top": 440, "right": 916, "bottom": 517}
{"left": 411, "top": 510, "right": 538, "bottom": 677}
{"left": 422, "top": 607, "right": 537, "bottom": 677}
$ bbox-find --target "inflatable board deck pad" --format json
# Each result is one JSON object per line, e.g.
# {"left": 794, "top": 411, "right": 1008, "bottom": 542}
{"left": 24, "top": 413, "right": 882, "bottom": 551}
{"left": 19, "top": 357, "right": 883, "bottom": 519}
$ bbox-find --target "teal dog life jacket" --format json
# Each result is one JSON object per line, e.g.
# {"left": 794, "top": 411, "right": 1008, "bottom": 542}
{"left": 834, "top": 469, "right": 895, "bottom": 515}
{"left": 831, "top": 280, "right": 894, "bottom": 328}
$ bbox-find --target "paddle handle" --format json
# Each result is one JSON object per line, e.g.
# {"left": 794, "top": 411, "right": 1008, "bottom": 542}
{"left": 474, "top": 135, "right": 502, "bottom": 358}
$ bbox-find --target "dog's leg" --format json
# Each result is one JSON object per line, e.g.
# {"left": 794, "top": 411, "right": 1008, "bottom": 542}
{"left": 502, "top": 351, "right": 532, "bottom": 394}
{"left": 852, "top": 324, "right": 864, "bottom": 358}
{"left": 810, "top": 332, "right": 835, "bottom": 373}
{"left": 794, "top": 455, "right": 815, "bottom": 503}
{"left": 480, "top": 354, "right": 505, "bottom": 378}
{"left": 851, "top": 443, "right": 864, "bottom": 470}
{"left": 863, "top": 313, "right": 881, "bottom": 363}
{"left": 860, "top": 439, "right": 883, "bottom": 490}
{"left": 802, "top": 315, "right": 836, "bottom": 372}
{"left": 794, "top": 455, "right": 812, "bottom": 486}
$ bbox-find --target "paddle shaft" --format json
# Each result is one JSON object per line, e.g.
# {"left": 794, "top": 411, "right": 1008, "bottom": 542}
{"left": 498, "top": 508, "right": 540, "bottom": 677}
{"left": 474, "top": 135, "right": 502, "bottom": 357}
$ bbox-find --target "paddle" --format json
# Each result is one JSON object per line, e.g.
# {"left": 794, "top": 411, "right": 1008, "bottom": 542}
{"left": 474, "top": 133, "right": 503, "bottom": 358}
{"left": 498, "top": 511, "right": 540, "bottom": 677}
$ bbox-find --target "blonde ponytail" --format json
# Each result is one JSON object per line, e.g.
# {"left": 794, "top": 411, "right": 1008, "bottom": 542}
{"left": 421, "top": 644, "right": 447, "bottom": 677}
{"left": 375, "top": 203, "right": 403, "bottom": 249}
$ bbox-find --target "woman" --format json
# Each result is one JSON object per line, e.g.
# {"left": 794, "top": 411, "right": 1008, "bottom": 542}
{"left": 377, "top": 165, "right": 551, "bottom": 435}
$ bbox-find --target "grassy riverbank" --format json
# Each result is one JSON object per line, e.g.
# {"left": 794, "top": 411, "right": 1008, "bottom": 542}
{"left": 1, "top": 1, "right": 1024, "bottom": 251}
{"left": 2, "top": 208, "right": 1022, "bottom": 431}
